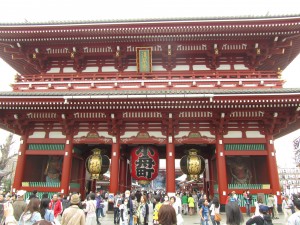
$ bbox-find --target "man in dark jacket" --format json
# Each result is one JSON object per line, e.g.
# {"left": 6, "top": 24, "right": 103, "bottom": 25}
{"left": 246, "top": 204, "right": 273, "bottom": 225}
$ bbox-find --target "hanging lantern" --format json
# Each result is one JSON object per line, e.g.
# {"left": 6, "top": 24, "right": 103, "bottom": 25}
{"left": 180, "top": 149, "right": 205, "bottom": 181}
{"left": 86, "top": 148, "right": 110, "bottom": 180}
{"left": 131, "top": 145, "right": 159, "bottom": 185}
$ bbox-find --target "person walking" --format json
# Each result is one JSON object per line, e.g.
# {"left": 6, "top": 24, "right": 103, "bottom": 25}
{"left": 199, "top": 199, "right": 210, "bottom": 225}
{"left": 137, "top": 195, "right": 149, "bottom": 225}
{"left": 119, "top": 198, "right": 129, "bottom": 225}
{"left": 243, "top": 190, "right": 252, "bottom": 217}
{"left": 40, "top": 198, "right": 54, "bottom": 223}
{"left": 13, "top": 190, "right": 27, "bottom": 222}
{"left": 61, "top": 194, "right": 85, "bottom": 225}
{"left": 19, "top": 198, "right": 42, "bottom": 225}
{"left": 266, "top": 194, "right": 275, "bottom": 219}
{"left": 49, "top": 193, "right": 63, "bottom": 223}
{"left": 187, "top": 194, "right": 195, "bottom": 216}
{"left": 84, "top": 193, "right": 97, "bottom": 225}
{"left": 210, "top": 197, "right": 220, "bottom": 225}
{"left": 287, "top": 199, "right": 300, "bottom": 225}
{"left": 282, "top": 195, "right": 293, "bottom": 223}
{"left": 181, "top": 193, "right": 188, "bottom": 215}
{"left": 225, "top": 201, "right": 244, "bottom": 225}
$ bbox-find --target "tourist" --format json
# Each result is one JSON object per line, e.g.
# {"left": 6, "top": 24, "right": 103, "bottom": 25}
{"left": 28, "top": 190, "right": 39, "bottom": 200}
{"left": 84, "top": 193, "right": 97, "bottom": 225}
{"left": 210, "top": 197, "right": 220, "bottom": 225}
{"left": 19, "top": 198, "right": 42, "bottom": 224}
{"left": 114, "top": 192, "right": 123, "bottom": 225}
{"left": 170, "top": 196, "right": 183, "bottom": 225}
{"left": 187, "top": 194, "right": 195, "bottom": 216}
{"left": 254, "top": 197, "right": 263, "bottom": 216}
{"left": 137, "top": 195, "right": 149, "bottom": 225}
{"left": 12, "top": 190, "right": 27, "bottom": 221}
{"left": 0, "top": 193, "right": 6, "bottom": 223}
{"left": 119, "top": 198, "right": 129, "bottom": 225}
{"left": 225, "top": 201, "right": 244, "bottom": 225}
{"left": 124, "top": 190, "right": 134, "bottom": 225}
{"left": 153, "top": 196, "right": 163, "bottom": 225}
{"left": 273, "top": 194, "right": 279, "bottom": 219}
{"left": 158, "top": 204, "right": 177, "bottom": 225}
{"left": 40, "top": 198, "right": 54, "bottom": 223}
{"left": 243, "top": 190, "right": 252, "bottom": 217}
{"left": 287, "top": 199, "right": 300, "bottom": 225}
{"left": 199, "top": 199, "right": 210, "bottom": 225}
{"left": 49, "top": 193, "right": 63, "bottom": 223}
{"left": 282, "top": 195, "right": 293, "bottom": 223}
{"left": 181, "top": 193, "right": 188, "bottom": 215}
{"left": 266, "top": 193, "right": 275, "bottom": 219}
{"left": 245, "top": 204, "right": 272, "bottom": 225}
{"left": 3, "top": 202, "right": 17, "bottom": 225}
{"left": 61, "top": 194, "right": 85, "bottom": 225}
{"left": 96, "top": 191, "right": 105, "bottom": 224}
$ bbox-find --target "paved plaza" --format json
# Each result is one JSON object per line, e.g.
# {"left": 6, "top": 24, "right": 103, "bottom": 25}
{"left": 99, "top": 211, "right": 287, "bottom": 225}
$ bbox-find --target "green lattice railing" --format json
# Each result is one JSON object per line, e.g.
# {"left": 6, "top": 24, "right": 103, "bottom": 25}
{"left": 225, "top": 144, "right": 265, "bottom": 151}
{"left": 22, "top": 182, "right": 80, "bottom": 189}
{"left": 28, "top": 144, "right": 65, "bottom": 150}
{"left": 24, "top": 192, "right": 57, "bottom": 200}
{"left": 228, "top": 184, "right": 270, "bottom": 189}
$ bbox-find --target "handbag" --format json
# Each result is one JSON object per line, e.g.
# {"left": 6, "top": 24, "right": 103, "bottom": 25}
{"left": 214, "top": 213, "right": 222, "bottom": 222}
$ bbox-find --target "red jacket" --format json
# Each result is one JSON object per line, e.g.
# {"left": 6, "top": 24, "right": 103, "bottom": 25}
{"left": 49, "top": 199, "right": 63, "bottom": 218}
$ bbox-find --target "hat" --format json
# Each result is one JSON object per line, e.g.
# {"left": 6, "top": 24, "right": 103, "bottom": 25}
{"left": 259, "top": 204, "right": 269, "bottom": 213}
{"left": 70, "top": 194, "right": 80, "bottom": 204}
{"left": 17, "top": 190, "right": 26, "bottom": 197}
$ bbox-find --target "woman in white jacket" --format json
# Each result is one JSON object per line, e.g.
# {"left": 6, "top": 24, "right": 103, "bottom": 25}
{"left": 84, "top": 193, "right": 97, "bottom": 225}
{"left": 119, "top": 198, "right": 129, "bottom": 225}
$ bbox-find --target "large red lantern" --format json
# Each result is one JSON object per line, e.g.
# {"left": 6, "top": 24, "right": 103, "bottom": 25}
{"left": 131, "top": 145, "right": 159, "bottom": 185}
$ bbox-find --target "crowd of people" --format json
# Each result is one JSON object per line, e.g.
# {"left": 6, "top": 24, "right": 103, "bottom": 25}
{"left": 1, "top": 188, "right": 300, "bottom": 225}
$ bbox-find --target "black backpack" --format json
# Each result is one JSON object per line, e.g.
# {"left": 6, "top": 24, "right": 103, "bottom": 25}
{"left": 262, "top": 216, "right": 273, "bottom": 225}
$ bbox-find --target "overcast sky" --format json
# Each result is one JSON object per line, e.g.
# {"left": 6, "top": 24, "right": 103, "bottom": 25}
{"left": 0, "top": 0, "right": 299, "bottom": 166}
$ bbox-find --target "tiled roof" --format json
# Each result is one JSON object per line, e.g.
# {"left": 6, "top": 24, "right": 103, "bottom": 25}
{"left": 0, "top": 88, "right": 299, "bottom": 97}
{"left": 0, "top": 14, "right": 300, "bottom": 26}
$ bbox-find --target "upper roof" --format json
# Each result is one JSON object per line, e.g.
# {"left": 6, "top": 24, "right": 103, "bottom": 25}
{"left": 1, "top": 15, "right": 300, "bottom": 74}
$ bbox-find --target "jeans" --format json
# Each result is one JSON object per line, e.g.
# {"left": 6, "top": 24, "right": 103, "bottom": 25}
{"left": 114, "top": 207, "right": 120, "bottom": 224}
{"left": 201, "top": 219, "right": 209, "bottom": 225}
{"left": 245, "top": 203, "right": 251, "bottom": 216}
{"left": 129, "top": 214, "right": 133, "bottom": 225}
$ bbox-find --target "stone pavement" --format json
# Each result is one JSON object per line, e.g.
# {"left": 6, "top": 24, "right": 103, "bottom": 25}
{"left": 98, "top": 212, "right": 287, "bottom": 225}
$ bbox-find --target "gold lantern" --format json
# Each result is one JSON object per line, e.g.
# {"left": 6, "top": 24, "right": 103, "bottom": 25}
{"left": 180, "top": 149, "right": 205, "bottom": 181}
{"left": 86, "top": 148, "right": 109, "bottom": 180}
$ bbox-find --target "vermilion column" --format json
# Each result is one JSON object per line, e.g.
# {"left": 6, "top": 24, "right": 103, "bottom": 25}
{"left": 13, "top": 135, "right": 27, "bottom": 191}
{"left": 109, "top": 140, "right": 120, "bottom": 194}
{"left": 266, "top": 134, "right": 281, "bottom": 202}
{"left": 166, "top": 140, "right": 176, "bottom": 193}
{"left": 119, "top": 151, "right": 127, "bottom": 193}
{"left": 60, "top": 136, "right": 73, "bottom": 195}
{"left": 216, "top": 133, "right": 228, "bottom": 204}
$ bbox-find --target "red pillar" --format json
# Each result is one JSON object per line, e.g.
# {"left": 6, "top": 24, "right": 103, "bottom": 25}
{"left": 79, "top": 159, "right": 86, "bottom": 198}
{"left": 109, "top": 140, "right": 120, "bottom": 194}
{"left": 266, "top": 134, "right": 281, "bottom": 202}
{"left": 119, "top": 151, "right": 127, "bottom": 193}
{"left": 60, "top": 136, "right": 73, "bottom": 196}
{"left": 216, "top": 134, "right": 228, "bottom": 204}
{"left": 127, "top": 163, "right": 132, "bottom": 191}
{"left": 166, "top": 141, "right": 176, "bottom": 194}
{"left": 13, "top": 135, "right": 27, "bottom": 191}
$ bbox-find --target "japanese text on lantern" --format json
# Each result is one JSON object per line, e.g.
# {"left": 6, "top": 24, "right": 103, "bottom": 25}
{"left": 135, "top": 146, "right": 155, "bottom": 179}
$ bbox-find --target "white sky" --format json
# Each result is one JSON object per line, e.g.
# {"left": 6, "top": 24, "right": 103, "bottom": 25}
{"left": 0, "top": 0, "right": 299, "bottom": 166}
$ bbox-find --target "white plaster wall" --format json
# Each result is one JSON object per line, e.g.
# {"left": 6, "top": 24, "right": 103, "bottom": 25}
{"left": 49, "top": 132, "right": 66, "bottom": 138}
{"left": 46, "top": 68, "right": 60, "bottom": 73}
{"left": 234, "top": 64, "right": 249, "bottom": 70}
{"left": 29, "top": 131, "right": 46, "bottom": 138}
{"left": 63, "top": 67, "right": 77, "bottom": 73}
{"left": 174, "top": 131, "right": 214, "bottom": 138}
{"left": 216, "top": 64, "right": 231, "bottom": 70}
{"left": 102, "top": 66, "right": 118, "bottom": 72}
{"left": 82, "top": 67, "right": 98, "bottom": 72}
{"left": 223, "top": 131, "right": 243, "bottom": 138}
{"left": 246, "top": 131, "right": 265, "bottom": 138}
{"left": 173, "top": 65, "right": 189, "bottom": 71}
{"left": 152, "top": 66, "right": 166, "bottom": 71}
{"left": 124, "top": 66, "right": 137, "bottom": 71}
{"left": 193, "top": 65, "right": 210, "bottom": 70}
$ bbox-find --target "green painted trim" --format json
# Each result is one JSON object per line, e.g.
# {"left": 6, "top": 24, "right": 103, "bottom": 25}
{"left": 225, "top": 144, "right": 265, "bottom": 151}
{"left": 28, "top": 144, "right": 65, "bottom": 150}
